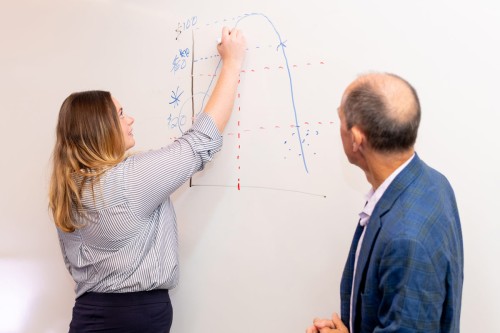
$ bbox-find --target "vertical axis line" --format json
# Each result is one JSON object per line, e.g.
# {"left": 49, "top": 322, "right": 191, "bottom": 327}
{"left": 189, "top": 29, "right": 195, "bottom": 188}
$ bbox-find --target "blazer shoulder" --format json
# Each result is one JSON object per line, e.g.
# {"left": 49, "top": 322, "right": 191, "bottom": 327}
{"left": 379, "top": 155, "right": 456, "bottom": 213}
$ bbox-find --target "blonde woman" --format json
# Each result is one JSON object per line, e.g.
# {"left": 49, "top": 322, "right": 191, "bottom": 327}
{"left": 49, "top": 27, "right": 246, "bottom": 333}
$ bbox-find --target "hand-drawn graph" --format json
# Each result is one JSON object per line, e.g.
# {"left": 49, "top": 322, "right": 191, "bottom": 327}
{"left": 168, "top": 13, "right": 333, "bottom": 197}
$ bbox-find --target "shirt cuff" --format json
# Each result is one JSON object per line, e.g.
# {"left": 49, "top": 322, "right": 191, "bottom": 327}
{"left": 181, "top": 112, "right": 223, "bottom": 167}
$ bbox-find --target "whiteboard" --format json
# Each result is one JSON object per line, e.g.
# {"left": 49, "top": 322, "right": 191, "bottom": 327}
{"left": 0, "top": 0, "right": 499, "bottom": 332}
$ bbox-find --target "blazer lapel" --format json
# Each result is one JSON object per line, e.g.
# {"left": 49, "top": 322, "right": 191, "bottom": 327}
{"left": 350, "top": 214, "right": 381, "bottom": 330}
{"left": 350, "top": 154, "right": 424, "bottom": 329}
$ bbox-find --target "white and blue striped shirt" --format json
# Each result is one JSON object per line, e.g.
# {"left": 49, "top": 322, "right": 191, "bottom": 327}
{"left": 57, "top": 113, "right": 222, "bottom": 298}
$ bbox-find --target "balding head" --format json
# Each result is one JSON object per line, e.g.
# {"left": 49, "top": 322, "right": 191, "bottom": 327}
{"left": 341, "top": 72, "right": 421, "bottom": 152}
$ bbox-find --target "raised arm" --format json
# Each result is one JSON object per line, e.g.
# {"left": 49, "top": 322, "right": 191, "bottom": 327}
{"left": 203, "top": 26, "right": 246, "bottom": 133}
{"left": 122, "top": 28, "right": 246, "bottom": 218}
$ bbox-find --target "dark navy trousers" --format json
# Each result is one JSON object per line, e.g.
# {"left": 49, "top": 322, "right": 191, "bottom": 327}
{"left": 69, "top": 289, "right": 172, "bottom": 333}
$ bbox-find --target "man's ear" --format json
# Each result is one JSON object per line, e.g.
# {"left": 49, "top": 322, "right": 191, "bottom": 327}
{"left": 350, "top": 126, "right": 365, "bottom": 152}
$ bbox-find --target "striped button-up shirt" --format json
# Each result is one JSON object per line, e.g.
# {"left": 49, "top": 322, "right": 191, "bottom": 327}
{"left": 57, "top": 113, "right": 222, "bottom": 297}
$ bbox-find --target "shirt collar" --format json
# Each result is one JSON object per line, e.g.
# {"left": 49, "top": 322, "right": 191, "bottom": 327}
{"left": 358, "top": 153, "right": 415, "bottom": 227}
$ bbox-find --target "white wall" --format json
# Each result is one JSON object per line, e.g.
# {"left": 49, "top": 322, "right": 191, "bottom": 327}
{"left": 0, "top": 0, "right": 498, "bottom": 332}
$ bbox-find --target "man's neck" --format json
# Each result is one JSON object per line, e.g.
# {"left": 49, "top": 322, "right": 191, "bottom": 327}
{"left": 364, "top": 149, "right": 414, "bottom": 189}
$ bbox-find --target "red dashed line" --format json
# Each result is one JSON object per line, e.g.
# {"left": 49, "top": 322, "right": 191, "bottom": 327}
{"left": 205, "top": 121, "right": 334, "bottom": 141}
{"left": 173, "top": 117, "right": 333, "bottom": 135}
{"left": 169, "top": 119, "right": 334, "bottom": 141}
{"left": 194, "top": 62, "right": 326, "bottom": 77}
{"left": 237, "top": 75, "right": 241, "bottom": 191}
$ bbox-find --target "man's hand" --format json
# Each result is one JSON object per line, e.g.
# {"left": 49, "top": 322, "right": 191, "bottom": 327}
{"left": 305, "top": 313, "right": 349, "bottom": 333}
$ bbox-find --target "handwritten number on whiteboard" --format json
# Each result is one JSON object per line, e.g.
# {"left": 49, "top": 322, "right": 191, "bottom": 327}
{"left": 167, "top": 113, "right": 186, "bottom": 129}
{"left": 174, "top": 16, "right": 198, "bottom": 41}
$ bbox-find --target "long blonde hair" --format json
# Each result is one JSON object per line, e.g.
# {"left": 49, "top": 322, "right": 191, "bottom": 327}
{"left": 49, "top": 91, "right": 125, "bottom": 232}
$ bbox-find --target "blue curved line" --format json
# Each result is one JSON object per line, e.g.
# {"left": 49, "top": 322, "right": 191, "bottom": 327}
{"left": 177, "top": 91, "right": 211, "bottom": 134}
{"left": 198, "top": 12, "right": 309, "bottom": 173}
{"left": 198, "top": 59, "right": 222, "bottom": 117}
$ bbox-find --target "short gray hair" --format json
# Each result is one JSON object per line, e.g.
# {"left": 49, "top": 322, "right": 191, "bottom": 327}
{"left": 343, "top": 73, "right": 421, "bottom": 152}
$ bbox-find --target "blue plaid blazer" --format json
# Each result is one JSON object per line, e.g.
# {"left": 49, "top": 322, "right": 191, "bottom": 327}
{"left": 340, "top": 154, "right": 463, "bottom": 333}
